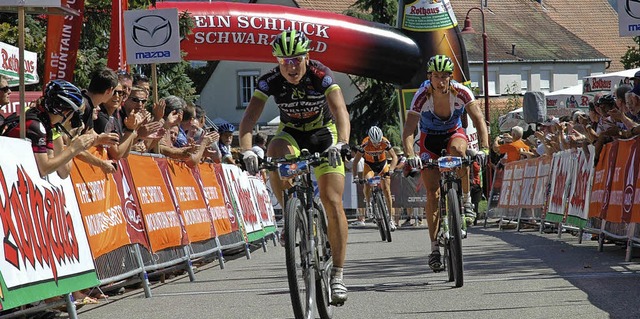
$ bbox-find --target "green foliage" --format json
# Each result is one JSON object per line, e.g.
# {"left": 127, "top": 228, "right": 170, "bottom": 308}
{"left": 489, "top": 82, "right": 522, "bottom": 140}
{"left": 0, "top": 0, "right": 197, "bottom": 98}
{"left": 344, "top": 0, "right": 400, "bottom": 146}
{"left": 621, "top": 36, "right": 640, "bottom": 69}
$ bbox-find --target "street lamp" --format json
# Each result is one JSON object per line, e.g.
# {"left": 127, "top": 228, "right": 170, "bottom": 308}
{"left": 461, "top": 7, "right": 490, "bottom": 123}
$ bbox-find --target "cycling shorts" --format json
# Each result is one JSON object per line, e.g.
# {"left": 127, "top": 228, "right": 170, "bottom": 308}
{"left": 419, "top": 127, "right": 468, "bottom": 161}
{"left": 363, "top": 160, "right": 389, "bottom": 176}
{"left": 272, "top": 123, "right": 345, "bottom": 178}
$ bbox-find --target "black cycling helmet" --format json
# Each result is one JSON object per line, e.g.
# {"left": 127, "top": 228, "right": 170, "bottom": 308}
{"left": 597, "top": 94, "right": 615, "bottom": 106}
{"left": 271, "top": 30, "right": 310, "bottom": 57}
{"left": 44, "top": 79, "right": 83, "bottom": 116}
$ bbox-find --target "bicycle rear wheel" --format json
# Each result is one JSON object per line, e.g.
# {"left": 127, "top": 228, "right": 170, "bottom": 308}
{"left": 313, "top": 198, "right": 335, "bottom": 319}
{"left": 284, "top": 197, "right": 315, "bottom": 318}
{"left": 446, "top": 188, "right": 464, "bottom": 288}
{"left": 374, "top": 191, "right": 392, "bottom": 242}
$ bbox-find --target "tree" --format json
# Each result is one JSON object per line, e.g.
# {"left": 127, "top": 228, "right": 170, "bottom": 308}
{"left": 0, "top": 1, "right": 198, "bottom": 102}
{"left": 343, "top": 0, "right": 401, "bottom": 147}
{"left": 621, "top": 36, "right": 640, "bottom": 69}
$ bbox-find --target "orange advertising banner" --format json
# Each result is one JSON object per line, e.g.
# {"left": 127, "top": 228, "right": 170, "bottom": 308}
{"left": 197, "top": 163, "right": 233, "bottom": 236}
{"left": 631, "top": 138, "right": 640, "bottom": 223}
{"left": 606, "top": 140, "right": 635, "bottom": 223}
{"left": 127, "top": 154, "right": 183, "bottom": 252}
{"left": 166, "top": 160, "right": 213, "bottom": 243}
{"left": 497, "top": 162, "right": 514, "bottom": 208}
{"left": 589, "top": 142, "right": 617, "bottom": 219}
{"left": 69, "top": 147, "right": 130, "bottom": 258}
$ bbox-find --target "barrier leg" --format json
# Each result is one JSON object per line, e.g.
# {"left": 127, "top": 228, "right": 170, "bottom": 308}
{"left": 65, "top": 293, "right": 78, "bottom": 319}
{"left": 245, "top": 243, "right": 252, "bottom": 260}
{"left": 578, "top": 229, "right": 584, "bottom": 244}
{"left": 262, "top": 237, "right": 268, "bottom": 252}
{"left": 186, "top": 259, "right": 196, "bottom": 282}
{"left": 134, "top": 244, "right": 152, "bottom": 298}
{"left": 516, "top": 208, "right": 523, "bottom": 232}
{"left": 272, "top": 231, "right": 278, "bottom": 247}
{"left": 558, "top": 223, "right": 563, "bottom": 239}
{"left": 598, "top": 233, "right": 604, "bottom": 252}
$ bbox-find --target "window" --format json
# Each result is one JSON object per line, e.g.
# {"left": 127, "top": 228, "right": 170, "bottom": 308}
{"left": 521, "top": 70, "right": 530, "bottom": 93}
{"left": 540, "top": 70, "right": 551, "bottom": 93}
{"left": 237, "top": 70, "right": 260, "bottom": 109}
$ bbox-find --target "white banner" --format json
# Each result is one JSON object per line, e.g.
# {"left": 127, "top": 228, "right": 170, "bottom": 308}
{"left": 220, "top": 164, "right": 263, "bottom": 234}
{"left": 566, "top": 146, "right": 595, "bottom": 226}
{"left": 124, "top": 8, "right": 181, "bottom": 64}
{"left": 0, "top": 137, "right": 95, "bottom": 289}
{"left": 0, "top": 41, "right": 39, "bottom": 86}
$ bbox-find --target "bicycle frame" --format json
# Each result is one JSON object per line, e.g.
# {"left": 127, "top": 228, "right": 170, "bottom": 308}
{"left": 267, "top": 152, "right": 335, "bottom": 319}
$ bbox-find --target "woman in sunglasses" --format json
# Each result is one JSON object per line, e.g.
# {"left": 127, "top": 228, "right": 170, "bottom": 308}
{"left": 239, "top": 29, "right": 350, "bottom": 305}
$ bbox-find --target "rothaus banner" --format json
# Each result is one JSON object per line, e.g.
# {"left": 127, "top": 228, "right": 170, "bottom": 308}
{"left": 124, "top": 8, "right": 181, "bottom": 64}
{"left": 0, "top": 137, "right": 98, "bottom": 310}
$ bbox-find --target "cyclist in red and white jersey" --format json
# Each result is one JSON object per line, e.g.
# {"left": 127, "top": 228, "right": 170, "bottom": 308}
{"left": 402, "top": 55, "right": 489, "bottom": 272}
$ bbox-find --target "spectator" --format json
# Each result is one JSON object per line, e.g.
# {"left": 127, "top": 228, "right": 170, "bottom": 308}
{"left": 0, "top": 75, "right": 11, "bottom": 109}
{"left": 121, "top": 86, "right": 164, "bottom": 153}
{"left": 492, "top": 125, "right": 529, "bottom": 163}
{"left": 4, "top": 80, "right": 96, "bottom": 177}
{"left": 349, "top": 144, "right": 367, "bottom": 227}
{"left": 132, "top": 73, "right": 150, "bottom": 95}
{"left": 117, "top": 70, "right": 133, "bottom": 101}
{"left": 217, "top": 122, "right": 236, "bottom": 164}
{"left": 158, "top": 95, "right": 197, "bottom": 160}
{"left": 251, "top": 132, "right": 268, "bottom": 160}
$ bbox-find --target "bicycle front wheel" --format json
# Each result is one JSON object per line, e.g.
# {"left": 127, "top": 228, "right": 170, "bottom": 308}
{"left": 446, "top": 188, "right": 464, "bottom": 288}
{"left": 284, "top": 197, "right": 315, "bottom": 319}
{"left": 313, "top": 197, "right": 335, "bottom": 319}
{"left": 371, "top": 193, "right": 387, "bottom": 242}
{"left": 374, "top": 191, "right": 392, "bottom": 242}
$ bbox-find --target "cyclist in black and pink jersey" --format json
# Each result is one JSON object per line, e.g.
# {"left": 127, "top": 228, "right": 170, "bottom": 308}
{"left": 239, "top": 30, "right": 350, "bottom": 305}
{"left": 402, "top": 55, "right": 489, "bottom": 272}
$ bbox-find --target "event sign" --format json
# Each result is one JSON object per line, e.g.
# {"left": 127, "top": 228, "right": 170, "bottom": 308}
{"left": 0, "top": 41, "right": 39, "bottom": 86}
{"left": 124, "top": 8, "right": 181, "bottom": 64}
{"left": 618, "top": 0, "right": 640, "bottom": 37}
{"left": 0, "top": 137, "right": 98, "bottom": 310}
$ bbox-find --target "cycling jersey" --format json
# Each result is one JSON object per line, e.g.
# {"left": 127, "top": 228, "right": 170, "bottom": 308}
{"left": 358, "top": 136, "right": 391, "bottom": 164}
{"left": 5, "top": 108, "right": 53, "bottom": 153}
{"left": 409, "top": 80, "right": 475, "bottom": 135}
{"left": 253, "top": 60, "right": 340, "bottom": 131}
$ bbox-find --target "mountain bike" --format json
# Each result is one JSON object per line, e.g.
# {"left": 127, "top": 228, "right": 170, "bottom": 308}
{"left": 354, "top": 175, "right": 392, "bottom": 242}
{"left": 262, "top": 150, "right": 338, "bottom": 319}
{"left": 423, "top": 154, "right": 474, "bottom": 288}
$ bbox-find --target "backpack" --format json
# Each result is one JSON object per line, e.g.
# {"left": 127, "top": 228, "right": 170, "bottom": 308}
{"left": 0, "top": 110, "right": 42, "bottom": 136}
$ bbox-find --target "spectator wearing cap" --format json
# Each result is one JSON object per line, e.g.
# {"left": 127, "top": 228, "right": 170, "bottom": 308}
{"left": 493, "top": 126, "right": 530, "bottom": 163}
{"left": 630, "top": 70, "right": 640, "bottom": 88}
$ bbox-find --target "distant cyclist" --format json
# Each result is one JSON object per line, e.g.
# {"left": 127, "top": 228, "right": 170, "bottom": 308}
{"left": 352, "top": 126, "right": 398, "bottom": 230}
{"left": 401, "top": 55, "right": 489, "bottom": 271}
{"left": 239, "top": 30, "right": 351, "bottom": 304}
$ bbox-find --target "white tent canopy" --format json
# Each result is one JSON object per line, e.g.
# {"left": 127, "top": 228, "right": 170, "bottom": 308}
{"left": 583, "top": 67, "right": 640, "bottom": 94}
{"left": 545, "top": 84, "right": 585, "bottom": 108}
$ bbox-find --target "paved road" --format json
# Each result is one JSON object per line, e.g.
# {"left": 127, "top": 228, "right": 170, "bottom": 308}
{"left": 72, "top": 221, "right": 640, "bottom": 319}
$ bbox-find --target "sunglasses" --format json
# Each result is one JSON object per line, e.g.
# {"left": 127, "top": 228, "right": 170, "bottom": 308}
{"left": 276, "top": 55, "right": 306, "bottom": 66}
{"left": 130, "top": 97, "right": 147, "bottom": 104}
{"left": 0, "top": 86, "right": 11, "bottom": 93}
{"left": 113, "top": 90, "right": 125, "bottom": 96}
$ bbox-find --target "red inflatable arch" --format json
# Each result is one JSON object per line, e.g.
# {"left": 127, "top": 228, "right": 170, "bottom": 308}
{"left": 155, "top": 2, "right": 422, "bottom": 85}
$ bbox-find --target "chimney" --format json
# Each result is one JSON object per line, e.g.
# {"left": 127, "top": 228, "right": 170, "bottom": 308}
{"left": 511, "top": 44, "right": 516, "bottom": 56}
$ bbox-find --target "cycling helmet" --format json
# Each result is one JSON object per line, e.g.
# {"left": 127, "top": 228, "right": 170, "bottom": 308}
{"left": 272, "top": 30, "right": 310, "bottom": 57}
{"left": 598, "top": 94, "right": 615, "bottom": 106}
{"left": 218, "top": 122, "right": 235, "bottom": 133}
{"left": 44, "top": 79, "right": 83, "bottom": 115}
{"left": 368, "top": 126, "right": 383, "bottom": 144}
{"left": 427, "top": 54, "right": 454, "bottom": 73}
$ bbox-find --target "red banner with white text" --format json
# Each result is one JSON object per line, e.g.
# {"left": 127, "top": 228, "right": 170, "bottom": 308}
{"left": 44, "top": 0, "right": 85, "bottom": 83}
{"left": 107, "top": 0, "right": 128, "bottom": 71}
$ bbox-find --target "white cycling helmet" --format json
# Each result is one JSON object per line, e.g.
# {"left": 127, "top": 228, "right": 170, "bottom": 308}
{"left": 368, "top": 126, "right": 383, "bottom": 144}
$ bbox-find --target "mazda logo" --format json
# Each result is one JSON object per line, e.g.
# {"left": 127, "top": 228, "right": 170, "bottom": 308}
{"left": 132, "top": 15, "right": 172, "bottom": 48}
{"left": 626, "top": 0, "right": 640, "bottom": 19}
